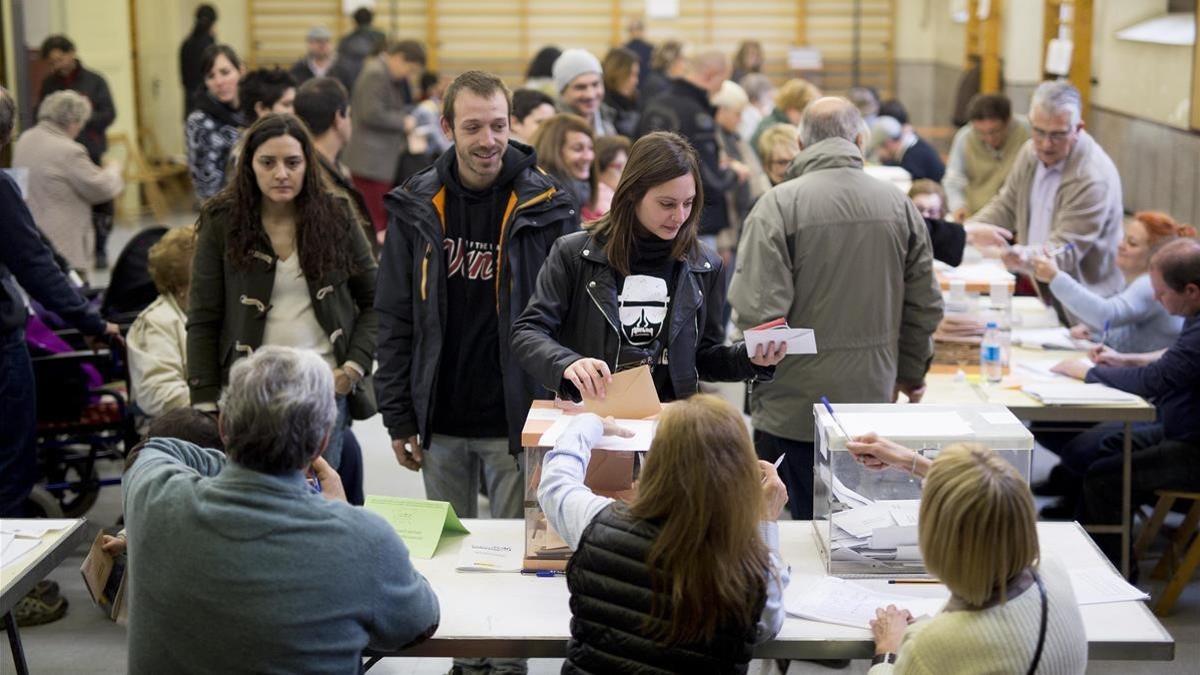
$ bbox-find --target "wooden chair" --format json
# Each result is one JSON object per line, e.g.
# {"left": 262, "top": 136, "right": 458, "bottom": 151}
{"left": 105, "top": 131, "right": 189, "bottom": 223}
{"left": 1132, "top": 490, "right": 1200, "bottom": 616}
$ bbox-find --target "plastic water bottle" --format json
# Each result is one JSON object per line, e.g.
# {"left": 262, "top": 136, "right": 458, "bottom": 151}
{"left": 989, "top": 282, "right": 1013, "bottom": 367}
{"left": 981, "top": 322, "right": 1003, "bottom": 384}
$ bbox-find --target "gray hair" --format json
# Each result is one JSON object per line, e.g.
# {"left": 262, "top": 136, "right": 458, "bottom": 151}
{"left": 37, "top": 90, "right": 92, "bottom": 130}
{"left": 739, "top": 73, "right": 774, "bottom": 105}
{"left": 799, "top": 96, "right": 864, "bottom": 147}
{"left": 1030, "top": 80, "right": 1082, "bottom": 127}
{"left": 218, "top": 346, "right": 338, "bottom": 474}
{"left": 711, "top": 80, "right": 749, "bottom": 110}
{"left": 0, "top": 86, "right": 14, "bottom": 148}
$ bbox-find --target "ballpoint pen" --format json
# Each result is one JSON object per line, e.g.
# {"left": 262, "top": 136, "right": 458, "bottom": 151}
{"left": 820, "top": 396, "right": 853, "bottom": 440}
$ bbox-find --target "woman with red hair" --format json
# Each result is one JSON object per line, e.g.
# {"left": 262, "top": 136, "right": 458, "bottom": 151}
{"left": 1033, "top": 211, "right": 1194, "bottom": 353}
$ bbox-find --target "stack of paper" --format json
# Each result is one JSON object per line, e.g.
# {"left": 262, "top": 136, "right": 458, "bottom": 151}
{"left": 1022, "top": 382, "right": 1142, "bottom": 405}
{"left": 784, "top": 575, "right": 947, "bottom": 629}
{"left": 1067, "top": 566, "right": 1151, "bottom": 605}
{"left": 455, "top": 538, "right": 523, "bottom": 573}
{"left": 829, "top": 499, "right": 925, "bottom": 565}
{"left": 940, "top": 263, "right": 1016, "bottom": 285}
{"left": 1012, "top": 327, "right": 1080, "bottom": 351}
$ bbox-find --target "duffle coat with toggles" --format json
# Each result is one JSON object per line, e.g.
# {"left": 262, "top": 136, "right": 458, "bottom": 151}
{"left": 186, "top": 196, "right": 379, "bottom": 418}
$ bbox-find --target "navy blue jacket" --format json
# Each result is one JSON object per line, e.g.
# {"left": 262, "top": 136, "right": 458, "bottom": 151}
{"left": 1088, "top": 313, "right": 1200, "bottom": 443}
{"left": 0, "top": 171, "right": 105, "bottom": 337}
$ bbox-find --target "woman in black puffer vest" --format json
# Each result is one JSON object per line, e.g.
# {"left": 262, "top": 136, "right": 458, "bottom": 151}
{"left": 537, "top": 394, "right": 791, "bottom": 674}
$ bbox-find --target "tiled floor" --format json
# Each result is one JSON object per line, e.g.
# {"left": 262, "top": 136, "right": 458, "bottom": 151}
{"left": 3, "top": 218, "right": 1197, "bottom": 674}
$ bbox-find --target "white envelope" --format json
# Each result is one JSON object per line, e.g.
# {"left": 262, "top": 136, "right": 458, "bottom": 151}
{"left": 744, "top": 327, "right": 817, "bottom": 356}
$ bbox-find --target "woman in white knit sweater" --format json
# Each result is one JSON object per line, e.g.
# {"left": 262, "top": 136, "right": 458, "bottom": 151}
{"left": 846, "top": 437, "right": 1088, "bottom": 674}
{"left": 1032, "top": 211, "right": 1192, "bottom": 354}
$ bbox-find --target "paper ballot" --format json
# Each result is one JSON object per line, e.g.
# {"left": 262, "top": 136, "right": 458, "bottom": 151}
{"left": 537, "top": 415, "right": 657, "bottom": 451}
{"left": 785, "top": 575, "right": 947, "bottom": 629}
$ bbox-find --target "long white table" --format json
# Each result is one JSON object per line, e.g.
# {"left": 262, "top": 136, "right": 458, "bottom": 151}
{"left": 366, "top": 519, "right": 1174, "bottom": 663}
{"left": 1, "top": 518, "right": 89, "bottom": 675}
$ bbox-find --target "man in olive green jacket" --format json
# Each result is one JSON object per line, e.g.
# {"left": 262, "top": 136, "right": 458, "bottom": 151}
{"left": 729, "top": 97, "right": 943, "bottom": 519}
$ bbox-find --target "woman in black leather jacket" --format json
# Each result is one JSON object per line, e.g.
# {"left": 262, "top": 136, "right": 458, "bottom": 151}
{"left": 510, "top": 131, "right": 784, "bottom": 405}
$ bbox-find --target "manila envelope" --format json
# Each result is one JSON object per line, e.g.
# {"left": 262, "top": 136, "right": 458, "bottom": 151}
{"left": 581, "top": 364, "right": 661, "bottom": 419}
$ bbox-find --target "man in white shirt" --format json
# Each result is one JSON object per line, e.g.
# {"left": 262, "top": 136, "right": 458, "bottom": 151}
{"left": 967, "top": 81, "right": 1124, "bottom": 298}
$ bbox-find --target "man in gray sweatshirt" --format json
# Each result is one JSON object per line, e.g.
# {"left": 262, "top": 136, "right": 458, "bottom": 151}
{"left": 123, "top": 346, "right": 439, "bottom": 673}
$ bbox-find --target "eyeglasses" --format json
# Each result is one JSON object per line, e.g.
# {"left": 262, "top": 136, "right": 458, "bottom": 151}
{"left": 1030, "top": 126, "right": 1073, "bottom": 143}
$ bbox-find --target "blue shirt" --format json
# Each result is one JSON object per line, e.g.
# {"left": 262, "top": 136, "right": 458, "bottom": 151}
{"left": 1087, "top": 313, "right": 1200, "bottom": 443}
{"left": 123, "top": 438, "right": 440, "bottom": 674}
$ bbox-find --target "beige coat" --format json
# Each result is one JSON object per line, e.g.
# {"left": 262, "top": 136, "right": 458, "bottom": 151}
{"left": 971, "top": 130, "right": 1124, "bottom": 298}
{"left": 729, "top": 137, "right": 944, "bottom": 442}
{"left": 127, "top": 294, "right": 189, "bottom": 418}
{"left": 12, "top": 122, "right": 123, "bottom": 270}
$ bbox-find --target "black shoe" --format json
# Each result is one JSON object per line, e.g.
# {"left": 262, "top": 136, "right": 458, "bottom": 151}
{"left": 1039, "top": 499, "right": 1076, "bottom": 520}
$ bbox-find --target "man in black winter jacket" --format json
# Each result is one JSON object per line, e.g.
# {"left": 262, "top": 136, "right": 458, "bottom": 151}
{"left": 374, "top": 68, "right": 579, "bottom": 675}
{"left": 0, "top": 86, "right": 120, "bottom": 518}
{"left": 38, "top": 35, "right": 119, "bottom": 269}
{"left": 375, "top": 71, "right": 579, "bottom": 513}
{"left": 637, "top": 49, "right": 746, "bottom": 245}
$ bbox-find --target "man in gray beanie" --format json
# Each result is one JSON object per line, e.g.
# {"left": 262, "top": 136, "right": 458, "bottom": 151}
{"left": 552, "top": 48, "right": 618, "bottom": 136}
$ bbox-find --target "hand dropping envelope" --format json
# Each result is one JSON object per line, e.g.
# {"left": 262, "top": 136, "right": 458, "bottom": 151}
{"left": 581, "top": 364, "right": 661, "bottom": 419}
{"left": 744, "top": 324, "right": 817, "bottom": 357}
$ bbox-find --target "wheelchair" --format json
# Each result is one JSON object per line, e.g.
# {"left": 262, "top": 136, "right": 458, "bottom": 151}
{"left": 26, "top": 226, "right": 167, "bottom": 517}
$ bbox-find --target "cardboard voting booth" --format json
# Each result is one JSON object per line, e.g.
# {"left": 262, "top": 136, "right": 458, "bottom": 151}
{"left": 812, "top": 403, "right": 1033, "bottom": 578}
{"left": 521, "top": 395, "right": 657, "bottom": 571}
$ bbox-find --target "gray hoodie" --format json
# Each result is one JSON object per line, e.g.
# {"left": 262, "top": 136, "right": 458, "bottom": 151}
{"left": 123, "top": 437, "right": 439, "bottom": 674}
{"left": 729, "top": 137, "right": 943, "bottom": 442}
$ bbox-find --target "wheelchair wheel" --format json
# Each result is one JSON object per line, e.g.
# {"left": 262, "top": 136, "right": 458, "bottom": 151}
{"left": 24, "top": 487, "right": 65, "bottom": 518}
{"left": 42, "top": 456, "right": 102, "bottom": 517}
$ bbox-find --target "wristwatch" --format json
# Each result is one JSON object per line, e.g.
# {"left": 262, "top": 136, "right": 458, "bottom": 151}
{"left": 871, "top": 652, "right": 898, "bottom": 665}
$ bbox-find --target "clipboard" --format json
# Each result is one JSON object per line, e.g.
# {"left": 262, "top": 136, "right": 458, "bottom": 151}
{"left": 581, "top": 364, "right": 661, "bottom": 419}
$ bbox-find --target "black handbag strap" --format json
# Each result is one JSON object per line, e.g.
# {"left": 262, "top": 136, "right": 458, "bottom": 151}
{"left": 1026, "top": 572, "right": 1049, "bottom": 675}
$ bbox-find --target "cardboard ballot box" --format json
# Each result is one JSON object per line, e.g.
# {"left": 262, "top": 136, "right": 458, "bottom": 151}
{"left": 812, "top": 403, "right": 1033, "bottom": 578}
{"left": 521, "top": 401, "right": 655, "bottom": 571}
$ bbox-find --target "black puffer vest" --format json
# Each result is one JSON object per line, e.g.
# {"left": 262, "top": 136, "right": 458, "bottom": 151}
{"left": 563, "top": 504, "right": 764, "bottom": 674}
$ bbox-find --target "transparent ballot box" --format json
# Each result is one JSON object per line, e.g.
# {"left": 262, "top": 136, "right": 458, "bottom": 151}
{"left": 521, "top": 403, "right": 648, "bottom": 571}
{"left": 812, "top": 403, "right": 1033, "bottom": 578}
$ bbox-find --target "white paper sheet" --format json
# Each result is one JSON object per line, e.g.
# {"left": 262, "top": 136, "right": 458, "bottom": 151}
{"left": 1012, "top": 327, "right": 1079, "bottom": 350}
{"left": 784, "top": 575, "right": 947, "bottom": 629}
{"left": 1, "top": 537, "right": 40, "bottom": 569}
{"left": 870, "top": 525, "right": 919, "bottom": 549}
{"left": 1022, "top": 382, "right": 1142, "bottom": 405}
{"left": 0, "top": 519, "right": 75, "bottom": 538}
{"left": 743, "top": 327, "right": 817, "bottom": 356}
{"left": 835, "top": 412, "right": 974, "bottom": 438}
{"left": 980, "top": 411, "right": 1024, "bottom": 426}
{"left": 941, "top": 263, "right": 1015, "bottom": 284}
{"left": 526, "top": 408, "right": 564, "bottom": 421}
{"left": 830, "top": 474, "right": 873, "bottom": 508}
{"left": 455, "top": 538, "right": 524, "bottom": 573}
{"left": 832, "top": 503, "right": 896, "bottom": 539}
{"left": 1067, "top": 566, "right": 1150, "bottom": 605}
{"left": 537, "top": 416, "right": 656, "bottom": 451}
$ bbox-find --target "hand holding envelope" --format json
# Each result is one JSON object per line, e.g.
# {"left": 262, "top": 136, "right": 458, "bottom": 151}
{"left": 744, "top": 318, "right": 818, "bottom": 357}
{"left": 580, "top": 364, "right": 662, "bottom": 419}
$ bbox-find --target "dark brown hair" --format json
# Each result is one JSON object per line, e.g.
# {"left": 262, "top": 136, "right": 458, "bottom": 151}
{"left": 594, "top": 135, "right": 631, "bottom": 174}
{"left": 443, "top": 70, "right": 512, "bottom": 127}
{"left": 967, "top": 93, "right": 1012, "bottom": 122}
{"left": 205, "top": 113, "right": 352, "bottom": 280}
{"left": 386, "top": 39, "right": 427, "bottom": 66}
{"left": 630, "top": 394, "right": 769, "bottom": 645}
{"left": 589, "top": 131, "right": 701, "bottom": 276}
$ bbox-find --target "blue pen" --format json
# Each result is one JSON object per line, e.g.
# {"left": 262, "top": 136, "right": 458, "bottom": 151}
{"left": 820, "top": 396, "right": 854, "bottom": 440}
{"left": 306, "top": 469, "right": 322, "bottom": 494}
{"left": 1045, "top": 241, "right": 1075, "bottom": 257}
{"left": 1099, "top": 319, "right": 1110, "bottom": 348}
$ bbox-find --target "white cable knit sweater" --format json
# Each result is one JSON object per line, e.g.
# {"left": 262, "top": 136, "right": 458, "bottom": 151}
{"left": 869, "top": 560, "right": 1088, "bottom": 675}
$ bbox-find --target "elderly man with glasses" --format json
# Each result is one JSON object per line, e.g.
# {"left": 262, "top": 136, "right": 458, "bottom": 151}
{"left": 966, "top": 81, "right": 1124, "bottom": 298}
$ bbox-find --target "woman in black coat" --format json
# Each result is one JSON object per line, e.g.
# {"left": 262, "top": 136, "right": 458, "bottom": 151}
{"left": 510, "top": 132, "right": 784, "bottom": 405}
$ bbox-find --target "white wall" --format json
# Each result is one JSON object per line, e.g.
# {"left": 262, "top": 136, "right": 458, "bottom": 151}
{"left": 1090, "top": 0, "right": 1194, "bottom": 129}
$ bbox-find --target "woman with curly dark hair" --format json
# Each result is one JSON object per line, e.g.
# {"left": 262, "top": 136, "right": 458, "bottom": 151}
{"left": 187, "top": 113, "right": 377, "bottom": 502}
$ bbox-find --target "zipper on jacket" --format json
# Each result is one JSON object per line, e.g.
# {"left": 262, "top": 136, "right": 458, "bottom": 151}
{"left": 495, "top": 186, "right": 558, "bottom": 312}
{"left": 586, "top": 281, "right": 623, "bottom": 373}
